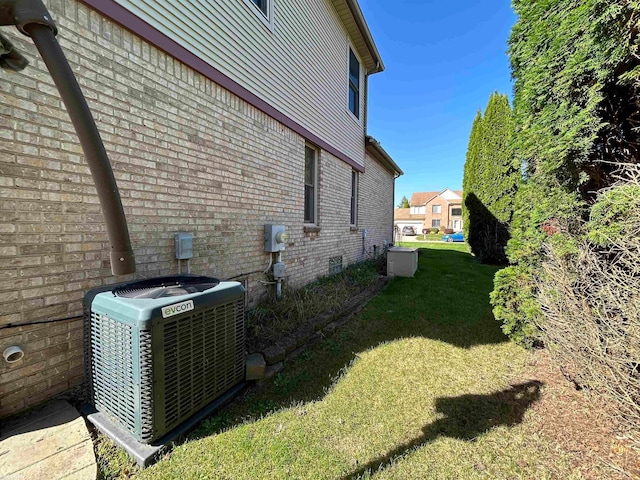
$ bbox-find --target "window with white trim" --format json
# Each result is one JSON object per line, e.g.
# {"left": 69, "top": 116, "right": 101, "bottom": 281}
{"left": 350, "top": 170, "right": 358, "bottom": 225}
{"left": 432, "top": 219, "right": 441, "bottom": 228}
{"left": 348, "top": 49, "right": 360, "bottom": 118}
{"left": 243, "top": 0, "right": 272, "bottom": 26}
{"left": 304, "top": 145, "right": 318, "bottom": 224}
{"left": 432, "top": 205, "right": 442, "bottom": 214}
{"left": 251, "top": 0, "right": 268, "bottom": 15}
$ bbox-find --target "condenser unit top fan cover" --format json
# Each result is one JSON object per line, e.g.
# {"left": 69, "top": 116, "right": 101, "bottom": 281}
{"left": 114, "top": 275, "right": 220, "bottom": 298}
{"left": 89, "top": 275, "right": 242, "bottom": 327}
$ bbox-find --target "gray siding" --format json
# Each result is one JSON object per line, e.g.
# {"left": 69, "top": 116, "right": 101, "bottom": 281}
{"left": 115, "top": 0, "right": 366, "bottom": 166}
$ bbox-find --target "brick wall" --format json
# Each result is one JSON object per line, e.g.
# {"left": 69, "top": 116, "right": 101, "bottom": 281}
{"left": 424, "top": 199, "right": 463, "bottom": 231}
{"left": 0, "top": 320, "right": 83, "bottom": 417}
{"left": 359, "top": 153, "right": 395, "bottom": 255}
{"left": 0, "top": 0, "right": 396, "bottom": 417}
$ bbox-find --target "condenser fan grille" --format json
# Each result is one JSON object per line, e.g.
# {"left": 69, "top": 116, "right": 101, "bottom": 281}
{"left": 113, "top": 275, "right": 220, "bottom": 299}
{"left": 160, "top": 299, "right": 245, "bottom": 433}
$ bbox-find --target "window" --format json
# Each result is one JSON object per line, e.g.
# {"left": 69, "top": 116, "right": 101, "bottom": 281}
{"left": 348, "top": 49, "right": 360, "bottom": 118}
{"left": 243, "top": 0, "right": 272, "bottom": 26}
{"left": 432, "top": 205, "right": 441, "bottom": 214}
{"left": 350, "top": 170, "right": 358, "bottom": 225}
{"left": 432, "top": 219, "right": 441, "bottom": 228}
{"left": 451, "top": 207, "right": 462, "bottom": 216}
{"left": 304, "top": 145, "right": 318, "bottom": 224}
{"left": 251, "top": 0, "right": 268, "bottom": 15}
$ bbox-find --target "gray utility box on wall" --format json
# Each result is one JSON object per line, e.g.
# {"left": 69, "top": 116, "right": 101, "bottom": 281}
{"left": 387, "top": 247, "right": 418, "bottom": 277}
{"left": 174, "top": 232, "right": 193, "bottom": 259}
{"left": 264, "top": 224, "right": 286, "bottom": 252}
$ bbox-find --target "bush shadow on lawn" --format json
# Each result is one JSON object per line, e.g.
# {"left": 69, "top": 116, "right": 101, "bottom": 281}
{"left": 341, "top": 380, "right": 544, "bottom": 479}
{"left": 190, "top": 246, "right": 511, "bottom": 440}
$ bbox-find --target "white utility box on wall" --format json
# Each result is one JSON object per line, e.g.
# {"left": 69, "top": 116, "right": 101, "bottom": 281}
{"left": 387, "top": 247, "right": 418, "bottom": 277}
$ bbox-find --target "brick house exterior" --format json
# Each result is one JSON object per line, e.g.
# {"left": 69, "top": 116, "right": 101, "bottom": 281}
{"left": 0, "top": 0, "right": 401, "bottom": 418}
{"left": 394, "top": 189, "right": 463, "bottom": 233}
{"left": 423, "top": 189, "right": 464, "bottom": 232}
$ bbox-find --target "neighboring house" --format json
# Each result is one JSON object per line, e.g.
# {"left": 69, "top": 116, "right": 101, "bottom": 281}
{"left": 395, "top": 189, "right": 463, "bottom": 233}
{"left": 423, "top": 189, "right": 464, "bottom": 232}
{"left": 0, "top": 0, "right": 402, "bottom": 418}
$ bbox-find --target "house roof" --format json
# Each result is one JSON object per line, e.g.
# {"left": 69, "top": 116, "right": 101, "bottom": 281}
{"left": 410, "top": 189, "right": 463, "bottom": 206}
{"left": 330, "top": 0, "right": 384, "bottom": 73}
{"left": 365, "top": 136, "right": 403, "bottom": 176}
{"left": 410, "top": 191, "right": 440, "bottom": 206}
{"left": 394, "top": 208, "right": 424, "bottom": 221}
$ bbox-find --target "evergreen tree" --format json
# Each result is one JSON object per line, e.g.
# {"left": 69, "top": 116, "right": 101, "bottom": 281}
{"left": 462, "top": 93, "right": 518, "bottom": 264}
{"left": 491, "top": 0, "right": 640, "bottom": 345}
{"left": 462, "top": 111, "right": 482, "bottom": 239}
{"left": 397, "top": 196, "right": 410, "bottom": 208}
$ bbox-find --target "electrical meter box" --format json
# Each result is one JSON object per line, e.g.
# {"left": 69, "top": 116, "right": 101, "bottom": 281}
{"left": 265, "top": 224, "right": 287, "bottom": 252}
{"left": 273, "top": 262, "right": 285, "bottom": 279}
{"left": 175, "top": 232, "right": 193, "bottom": 259}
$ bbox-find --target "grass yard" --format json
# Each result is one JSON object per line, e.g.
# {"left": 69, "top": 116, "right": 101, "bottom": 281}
{"left": 400, "top": 234, "right": 444, "bottom": 241}
{"left": 415, "top": 234, "right": 445, "bottom": 241}
{"left": 116, "top": 243, "right": 579, "bottom": 479}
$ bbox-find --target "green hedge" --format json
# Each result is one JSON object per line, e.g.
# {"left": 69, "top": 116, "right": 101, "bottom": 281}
{"left": 491, "top": 0, "right": 640, "bottom": 346}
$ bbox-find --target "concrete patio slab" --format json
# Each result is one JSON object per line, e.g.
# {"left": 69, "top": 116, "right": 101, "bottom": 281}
{"left": 0, "top": 400, "right": 96, "bottom": 480}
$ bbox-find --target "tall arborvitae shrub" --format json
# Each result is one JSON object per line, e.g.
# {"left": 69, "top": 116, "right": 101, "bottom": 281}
{"left": 462, "top": 111, "right": 481, "bottom": 241}
{"left": 462, "top": 93, "right": 518, "bottom": 264}
{"left": 492, "top": 0, "right": 640, "bottom": 346}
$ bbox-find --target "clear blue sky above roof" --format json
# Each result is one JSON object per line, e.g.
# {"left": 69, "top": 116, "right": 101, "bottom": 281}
{"left": 358, "top": 0, "right": 516, "bottom": 205}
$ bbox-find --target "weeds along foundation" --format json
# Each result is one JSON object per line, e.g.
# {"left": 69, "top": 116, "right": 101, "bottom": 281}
{"left": 246, "top": 259, "right": 382, "bottom": 351}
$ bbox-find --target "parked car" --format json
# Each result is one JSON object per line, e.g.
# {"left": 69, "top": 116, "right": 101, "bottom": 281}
{"left": 402, "top": 226, "right": 417, "bottom": 236}
{"left": 442, "top": 232, "right": 464, "bottom": 242}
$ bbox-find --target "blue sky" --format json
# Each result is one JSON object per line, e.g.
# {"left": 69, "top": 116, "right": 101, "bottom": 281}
{"left": 359, "top": 0, "right": 517, "bottom": 205}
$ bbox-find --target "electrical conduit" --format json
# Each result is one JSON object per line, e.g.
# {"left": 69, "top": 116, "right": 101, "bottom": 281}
{"left": 1, "top": 0, "right": 135, "bottom": 275}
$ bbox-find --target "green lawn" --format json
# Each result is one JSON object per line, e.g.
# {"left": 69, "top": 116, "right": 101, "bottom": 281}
{"left": 131, "top": 244, "right": 576, "bottom": 479}
{"left": 402, "top": 234, "right": 445, "bottom": 241}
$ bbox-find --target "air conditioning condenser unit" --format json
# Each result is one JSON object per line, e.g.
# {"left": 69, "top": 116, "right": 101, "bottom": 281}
{"left": 83, "top": 275, "right": 245, "bottom": 444}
